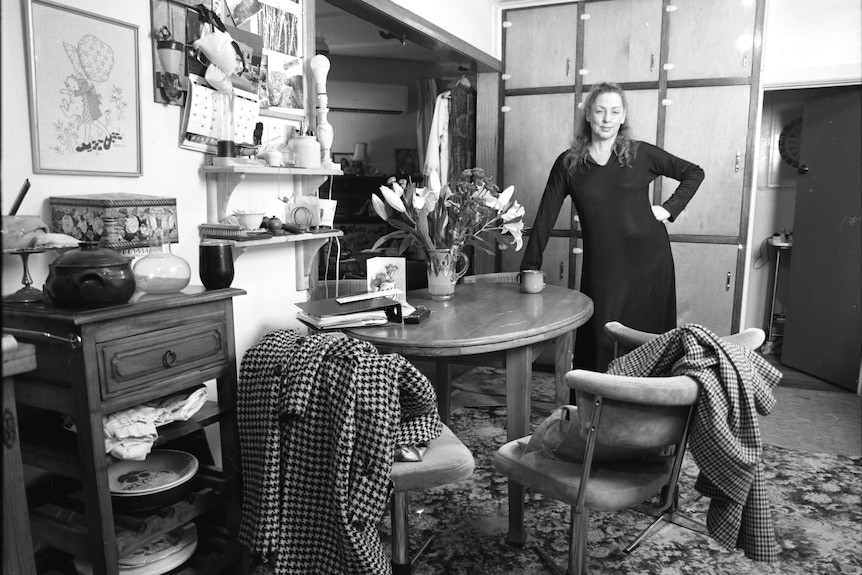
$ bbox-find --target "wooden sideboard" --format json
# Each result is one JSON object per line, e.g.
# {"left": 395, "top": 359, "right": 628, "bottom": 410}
{"left": 3, "top": 287, "right": 246, "bottom": 575}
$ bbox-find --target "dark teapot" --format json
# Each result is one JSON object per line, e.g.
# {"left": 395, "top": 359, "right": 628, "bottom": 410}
{"left": 45, "top": 242, "right": 136, "bottom": 308}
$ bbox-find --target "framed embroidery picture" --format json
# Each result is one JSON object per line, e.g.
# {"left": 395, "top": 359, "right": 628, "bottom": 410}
{"left": 23, "top": 0, "right": 142, "bottom": 176}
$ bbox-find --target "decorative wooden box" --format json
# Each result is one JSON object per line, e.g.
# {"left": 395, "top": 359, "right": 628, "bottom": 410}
{"left": 49, "top": 193, "right": 178, "bottom": 250}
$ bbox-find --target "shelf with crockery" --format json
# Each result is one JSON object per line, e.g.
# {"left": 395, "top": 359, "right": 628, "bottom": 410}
{"left": 200, "top": 165, "right": 344, "bottom": 291}
{"left": 200, "top": 164, "right": 343, "bottom": 224}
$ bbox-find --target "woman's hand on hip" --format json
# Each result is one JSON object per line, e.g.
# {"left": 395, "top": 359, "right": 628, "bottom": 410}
{"left": 651, "top": 205, "right": 671, "bottom": 222}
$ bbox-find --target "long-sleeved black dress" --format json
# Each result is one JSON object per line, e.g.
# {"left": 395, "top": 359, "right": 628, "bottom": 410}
{"left": 521, "top": 142, "right": 704, "bottom": 371}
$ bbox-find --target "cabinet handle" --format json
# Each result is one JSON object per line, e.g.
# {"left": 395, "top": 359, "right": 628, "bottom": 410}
{"left": 4, "top": 408, "right": 17, "bottom": 448}
{"left": 163, "top": 350, "right": 178, "bottom": 368}
{"left": 735, "top": 151, "right": 741, "bottom": 172}
{"left": 742, "top": 51, "right": 748, "bottom": 69}
{"left": 726, "top": 272, "right": 732, "bottom": 291}
{"left": 566, "top": 58, "right": 571, "bottom": 77}
{"left": 560, "top": 262, "right": 565, "bottom": 280}
{"left": 650, "top": 52, "right": 655, "bottom": 72}
{"left": 502, "top": 73, "right": 511, "bottom": 81}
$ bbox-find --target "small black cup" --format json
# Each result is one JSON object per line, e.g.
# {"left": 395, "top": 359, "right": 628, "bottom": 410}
{"left": 199, "top": 240, "right": 234, "bottom": 290}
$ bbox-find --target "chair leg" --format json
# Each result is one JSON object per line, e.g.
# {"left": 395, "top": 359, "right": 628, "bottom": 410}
{"left": 568, "top": 507, "right": 588, "bottom": 575}
{"left": 390, "top": 491, "right": 438, "bottom": 575}
{"left": 624, "top": 492, "right": 708, "bottom": 554}
{"left": 391, "top": 491, "right": 411, "bottom": 575}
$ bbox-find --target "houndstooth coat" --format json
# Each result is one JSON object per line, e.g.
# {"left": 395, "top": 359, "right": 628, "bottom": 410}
{"left": 237, "top": 329, "right": 442, "bottom": 574}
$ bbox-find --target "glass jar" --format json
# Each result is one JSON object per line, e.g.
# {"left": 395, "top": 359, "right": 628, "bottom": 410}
{"left": 133, "top": 209, "right": 190, "bottom": 294}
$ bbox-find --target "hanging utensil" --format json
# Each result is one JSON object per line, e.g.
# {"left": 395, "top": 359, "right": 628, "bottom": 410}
{"left": 9, "top": 179, "right": 30, "bottom": 215}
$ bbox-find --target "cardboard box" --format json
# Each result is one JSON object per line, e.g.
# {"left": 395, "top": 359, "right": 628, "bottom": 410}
{"left": 49, "top": 193, "right": 178, "bottom": 250}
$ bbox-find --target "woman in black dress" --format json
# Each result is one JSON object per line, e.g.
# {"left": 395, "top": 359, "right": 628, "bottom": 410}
{"left": 521, "top": 82, "right": 704, "bottom": 371}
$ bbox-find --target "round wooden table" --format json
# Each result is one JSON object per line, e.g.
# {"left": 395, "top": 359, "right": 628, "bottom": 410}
{"left": 346, "top": 282, "right": 593, "bottom": 545}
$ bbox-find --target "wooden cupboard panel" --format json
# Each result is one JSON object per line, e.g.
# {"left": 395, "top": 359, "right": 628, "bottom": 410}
{"left": 661, "top": 85, "right": 750, "bottom": 236}
{"left": 504, "top": 4, "right": 579, "bottom": 89}
{"left": 620, "top": 89, "right": 659, "bottom": 145}
{"left": 503, "top": 93, "right": 576, "bottom": 230}
{"left": 672, "top": 242, "right": 739, "bottom": 335}
{"left": 666, "top": 0, "right": 756, "bottom": 80}
{"left": 582, "top": 0, "right": 662, "bottom": 84}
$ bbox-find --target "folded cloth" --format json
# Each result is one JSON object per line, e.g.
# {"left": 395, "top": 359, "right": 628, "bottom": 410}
{"left": 64, "top": 385, "right": 209, "bottom": 460}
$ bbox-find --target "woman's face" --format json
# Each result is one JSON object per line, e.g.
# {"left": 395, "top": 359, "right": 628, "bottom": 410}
{"left": 588, "top": 92, "right": 626, "bottom": 142}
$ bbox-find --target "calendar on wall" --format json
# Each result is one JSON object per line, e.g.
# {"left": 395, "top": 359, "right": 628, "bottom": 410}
{"left": 180, "top": 74, "right": 260, "bottom": 154}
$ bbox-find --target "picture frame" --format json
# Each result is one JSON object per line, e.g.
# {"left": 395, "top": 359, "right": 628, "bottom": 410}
{"left": 24, "top": 0, "right": 142, "bottom": 176}
{"left": 332, "top": 152, "right": 352, "bottom": 173}
{"left": 395, "top": 148, "right": 420, "bottom": 178}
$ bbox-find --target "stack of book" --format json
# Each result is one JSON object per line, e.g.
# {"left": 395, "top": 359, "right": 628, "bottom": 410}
{"left": 296, "top": 289, "right": 403, "bottom": 330}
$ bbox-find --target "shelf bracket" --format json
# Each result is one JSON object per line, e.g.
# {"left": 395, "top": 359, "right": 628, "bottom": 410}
{"left": 295, "top": 236, "right": 333, "bottom": 291}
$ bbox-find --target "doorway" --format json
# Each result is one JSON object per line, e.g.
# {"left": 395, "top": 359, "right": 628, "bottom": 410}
{"left": 748, "top": 85, "right": 861, "bottom": 391}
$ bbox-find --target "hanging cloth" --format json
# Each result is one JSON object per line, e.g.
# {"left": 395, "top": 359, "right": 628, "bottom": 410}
{"left": 447, "top": 77, "right": 476, "bottom": 181}
{"left": 415, "top": 78, "right": 438, "bottom": 177}
{"left": 423, "top": 91, "right": 450, "bottom": 194}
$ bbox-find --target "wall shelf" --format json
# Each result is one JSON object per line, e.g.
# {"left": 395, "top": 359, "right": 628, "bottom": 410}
{"left": 201, "top": 165, "right": 343, "bottom": 224}
{"left": 201, "top": 165, "right": 344, "bottom": 291}
{"left": 225, "top": 231, "right": 343, "bottom": 291}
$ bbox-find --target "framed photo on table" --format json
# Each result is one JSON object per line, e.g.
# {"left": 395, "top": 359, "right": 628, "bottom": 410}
{"left": 23, "top": 0, "right": 142, "bottom": 176}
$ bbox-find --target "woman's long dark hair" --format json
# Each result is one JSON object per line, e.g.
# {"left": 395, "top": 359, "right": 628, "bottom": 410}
{"left": 565, "top": 82, "right": 639, "bottom": 173}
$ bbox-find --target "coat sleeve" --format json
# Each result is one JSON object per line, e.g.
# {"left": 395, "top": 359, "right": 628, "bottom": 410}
{"left": 520, "top": 150, "right": 571, "bottom": 270}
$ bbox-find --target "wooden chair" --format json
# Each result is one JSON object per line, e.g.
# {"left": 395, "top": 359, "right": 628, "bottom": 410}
{"left": 493, "top": 323, "right": 765, "bottom": 575}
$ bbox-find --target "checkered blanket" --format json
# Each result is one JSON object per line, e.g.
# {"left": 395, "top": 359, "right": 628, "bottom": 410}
{"left": 237, "top": 329, "right": 442, "bottom": 574}
{"left": 607, "top": 324, "right": 782, "bottom": 562}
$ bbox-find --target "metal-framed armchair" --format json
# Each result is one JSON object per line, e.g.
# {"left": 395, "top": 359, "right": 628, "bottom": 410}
{"left": 492, "top": 323, "right": 765, "bottom": 574}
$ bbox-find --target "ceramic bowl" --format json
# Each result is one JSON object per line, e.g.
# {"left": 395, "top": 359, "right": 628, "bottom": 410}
{"left": 232, "top": 211, "right": 266, "bottom": 231}
{"left": 260, "top": 150, "right": 282, "bottom": 167}
{"left": 74, "top": 523, "right": 197, "bottom": 575}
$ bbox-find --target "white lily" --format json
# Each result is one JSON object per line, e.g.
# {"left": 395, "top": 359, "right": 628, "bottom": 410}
{"left": 379, "top": 185, "right": 407, "bottom": 213}
{"left": 371, "top": 194, "right": 389, "bottom": 221}
{"left": 502, "top": 201, "right": 525, "bottom": 222}
{"left": 412, "top": 186, "right": 439, "bottom": 212}
{"left": 483, "top": 184, "right": 515, "bottom": 211}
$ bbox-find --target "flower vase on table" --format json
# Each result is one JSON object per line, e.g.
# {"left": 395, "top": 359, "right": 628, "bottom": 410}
{"left": 369, "top": 168, "right": 527, "bottom": 300}
{"left": 426, "top": 247, "right": 469, "bottom": 301}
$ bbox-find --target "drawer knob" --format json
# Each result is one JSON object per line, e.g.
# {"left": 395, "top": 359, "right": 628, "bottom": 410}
{"left": 163, "top": 350, "right": 178, "bottom": 368}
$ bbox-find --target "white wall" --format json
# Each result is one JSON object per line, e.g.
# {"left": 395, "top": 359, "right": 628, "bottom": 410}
{"left": 391, "top": 0, "right": 502, "bottom": 60}
{"left": 761, "top": 0, "right": 862, "bottom": 88}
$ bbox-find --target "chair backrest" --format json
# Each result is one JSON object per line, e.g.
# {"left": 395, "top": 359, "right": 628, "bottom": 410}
{"left": 604, "top": 321, "right": 766, "bottom": 357}
{"left": 462, "top": 272, "right": 519, "bottom": 284}
{"left": 567, "top": 369, "right": 700, "bottom": 453}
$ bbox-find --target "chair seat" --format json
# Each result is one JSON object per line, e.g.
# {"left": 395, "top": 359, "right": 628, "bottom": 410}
{"left": 391, "top": 424, "right": 475, "bottom": 492}
{"left": 493, "top": 437, "right": 673, "bottom": 512}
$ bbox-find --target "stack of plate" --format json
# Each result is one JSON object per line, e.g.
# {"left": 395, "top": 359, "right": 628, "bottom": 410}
{"left": 74, "top": 523, "right": 198, "bottom": 575}
{"left": 109, "top": 449, "right": 199, "bottom": 513}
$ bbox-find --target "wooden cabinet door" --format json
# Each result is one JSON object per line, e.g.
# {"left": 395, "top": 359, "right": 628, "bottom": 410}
{"left": 666, "top": 0, "right": 757, "bottom": 80}
{"left": 582, "top": 0, "right": 662, "bottom": 84}
{"left": 504, "top": 4, "right": 579, "bottom": 90}
{"left": 672, "top": 242, "right": 739, "bottom": 335}
{"left": 661, "top": 85, "right": 750, "bottom": 236}
{"left": 503, "top": 93, "right": 577, "bottom": 230}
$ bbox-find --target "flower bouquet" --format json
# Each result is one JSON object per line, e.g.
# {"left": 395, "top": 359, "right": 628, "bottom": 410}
{"left": 370, "top": 168, "right": 525, "bottom": 255}
{"left": 370, "top": 168, "right": 524, "bottom": 299}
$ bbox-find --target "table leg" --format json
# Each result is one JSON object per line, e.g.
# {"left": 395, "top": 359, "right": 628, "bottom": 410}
{"left": 433, "top": 359, "right": 451, "bottom": 425}
{"left": 505, "top": 346, "right": 531, "bottom": 546}
{"left": 554, "top": 331, "right": 574, "bottom": 406}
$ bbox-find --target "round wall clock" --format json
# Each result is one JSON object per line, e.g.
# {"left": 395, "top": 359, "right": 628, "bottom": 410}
{"left": 778, "top": 117, "right": 803, "bottom": 169}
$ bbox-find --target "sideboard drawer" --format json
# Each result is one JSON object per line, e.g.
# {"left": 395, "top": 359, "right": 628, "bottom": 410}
{"left": 98, "top": 321, "right": 228, "bottom": 399}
